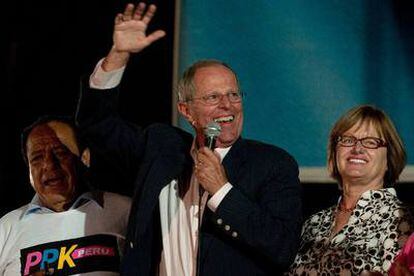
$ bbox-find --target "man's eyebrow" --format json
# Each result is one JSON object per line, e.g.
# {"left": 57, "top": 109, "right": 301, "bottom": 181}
{"left": 29, "top": 143, "right": 68, "bottom": 154}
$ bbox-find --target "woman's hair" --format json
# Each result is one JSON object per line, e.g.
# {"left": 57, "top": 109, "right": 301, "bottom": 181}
{"left": 327, "top": 105, "right": 406, "bottom": 187}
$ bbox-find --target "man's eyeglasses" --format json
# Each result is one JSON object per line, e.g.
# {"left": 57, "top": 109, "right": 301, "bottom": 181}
{"left": 187, "top": 91, "right": 243, "bottom": 106}
{"left": 336, "top": 135, "right": 387, "bottom": 149}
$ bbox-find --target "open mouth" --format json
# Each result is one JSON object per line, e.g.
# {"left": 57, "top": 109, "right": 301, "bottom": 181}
{"left": 44, "top": 177, "right": 64, "bottom": 186}
{"left": 214, "top": 115, "right": 234, "bottom": 123}
{"left": 348, "top": 158, "right": 368, "bottom": 164}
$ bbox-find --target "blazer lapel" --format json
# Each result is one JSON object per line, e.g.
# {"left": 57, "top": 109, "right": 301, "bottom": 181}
{"left": 222, "top": 137, "right": 247, "bottom": 185}
{"left": 135, "top": 150, "right": 192, "bottom": 239}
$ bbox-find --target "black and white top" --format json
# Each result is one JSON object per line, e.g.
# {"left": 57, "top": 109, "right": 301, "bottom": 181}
{"left": 288, "top": 188, "right": 413, "bottom": 276}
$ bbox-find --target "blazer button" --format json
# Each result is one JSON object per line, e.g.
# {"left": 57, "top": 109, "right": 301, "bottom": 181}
{"left": 217, "top": 218, "right": 223, "bottom": 225}
{"left": 232, "top": 231, "right": 238, "bottom": 238}
{"left": 224, "top": 225, "right": 231, "bottom": 231}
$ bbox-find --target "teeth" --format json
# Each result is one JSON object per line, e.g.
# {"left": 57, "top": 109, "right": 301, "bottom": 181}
{"left": 214, "top": 116, "right": 234, "bottom": 123}
{"left": 349, "top": 158, "right": 367, "bottom": 164}
{"left": 46, "top": 180, "right": 59, "bottom": 186}
{"left": 44, "top": 178, "right": 63, "bottom": 186}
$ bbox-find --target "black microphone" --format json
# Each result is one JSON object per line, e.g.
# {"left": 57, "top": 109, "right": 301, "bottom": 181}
{"left": 203, "top": 121, "right": 222, "bottom": 149}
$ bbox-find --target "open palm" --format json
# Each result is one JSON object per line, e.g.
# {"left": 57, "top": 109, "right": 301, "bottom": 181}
{"left": 113, "top": 3, "right": 165, "bottom": 53}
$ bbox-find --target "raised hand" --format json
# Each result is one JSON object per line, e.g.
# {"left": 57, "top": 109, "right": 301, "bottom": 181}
{"left": 113, "top": 3, "right": 166, "bottom": 53}
{"left": 102, "top": 2, "right": 166, "bottom": 71}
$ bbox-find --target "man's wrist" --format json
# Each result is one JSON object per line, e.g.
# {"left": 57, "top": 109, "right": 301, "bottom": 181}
{"left": 207, "top": 183, "right": 233, "bottom": 212}
{"left": 102, "top": 47, "right": 130, "bottom": 72}
{"left": 89, "top": 58, "right": 125, "bottom": 89}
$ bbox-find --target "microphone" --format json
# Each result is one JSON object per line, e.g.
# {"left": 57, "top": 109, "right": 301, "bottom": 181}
{"left": 197, "top": 121, "right": 221, "bottom": 276}
{"left": 203, "top": 121, "right": 221, "bottom": 150}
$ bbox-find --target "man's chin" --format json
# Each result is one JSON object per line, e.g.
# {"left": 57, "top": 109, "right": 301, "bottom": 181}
{"left": 42, "top": 187, "right": 75, "bottom": 202}
{"left": 217, "top": 137, "right": 238, "bottom": 148}
{"left": 42, "top": 185, "right": 69, "bottom": 197}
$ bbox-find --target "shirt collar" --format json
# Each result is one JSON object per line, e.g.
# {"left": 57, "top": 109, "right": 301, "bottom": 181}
{"left": 336, "top": 187, "right": 397, "bottom": 206}
{"left": 23, "top": 190, "right": 104, "bottom": 217}
{"left": 190, "top": 139, "right": 232, "bottom": 163}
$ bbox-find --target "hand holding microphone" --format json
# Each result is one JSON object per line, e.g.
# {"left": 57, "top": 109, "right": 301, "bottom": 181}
{"left": 195, "top": 122, "right": 228, "bottom": 195}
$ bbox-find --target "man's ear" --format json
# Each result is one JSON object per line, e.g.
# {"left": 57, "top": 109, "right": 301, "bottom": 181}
{"left": 80, "top": 148, "right": 91, "bottom": 167}
{"left": 177, "top": 102, "right": 195, "bottom": 126}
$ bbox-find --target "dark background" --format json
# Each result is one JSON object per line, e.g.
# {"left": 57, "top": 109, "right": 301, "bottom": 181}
{"left": 3, "top": 0, "right": 414, "bottom": 219}
{"left": 3, "top": 0, "right": 175, "bottom": 216}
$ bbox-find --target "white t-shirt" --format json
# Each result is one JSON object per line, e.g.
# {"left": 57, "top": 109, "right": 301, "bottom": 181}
{"left": 0, "top": 191, "right": 131, "bottom": 276}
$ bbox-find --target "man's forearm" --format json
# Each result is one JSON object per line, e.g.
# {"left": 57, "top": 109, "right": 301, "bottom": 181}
{"left": 89, "top": 58, "right": 126, "bottom": 89}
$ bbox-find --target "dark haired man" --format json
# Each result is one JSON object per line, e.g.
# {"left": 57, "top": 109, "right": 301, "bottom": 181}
{"left": 0, "top": 117, "right": 131, "bottom": 275}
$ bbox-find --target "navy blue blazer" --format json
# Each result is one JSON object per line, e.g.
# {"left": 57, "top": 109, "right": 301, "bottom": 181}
{"left": 76, "top": 80, "right": 303, "bottom": 275}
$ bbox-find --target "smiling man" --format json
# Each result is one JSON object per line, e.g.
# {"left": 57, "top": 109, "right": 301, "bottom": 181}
{"left": 177, "top": 61, "right": 244, "bottom": 150}
{"left": 76, "top": 3, "right": 302, "bottom": 275}
{"left": 26, "top": 121, "right": 81, "bottom": 212}
{"left": 0, "top": 117, "right": 131, "bottom": 275}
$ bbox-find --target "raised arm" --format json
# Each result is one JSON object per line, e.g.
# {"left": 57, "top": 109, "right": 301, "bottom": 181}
{"left": 102, "top": 2, "right": 166, "bottom": 71}
{"left": 76, "top": 3, "right": 166, "bottom": 192}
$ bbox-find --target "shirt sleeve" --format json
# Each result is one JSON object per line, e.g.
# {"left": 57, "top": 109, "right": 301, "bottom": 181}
{"left": 89, "top": 58, "right": 126, "bottom": 89}
{"left": 207, "top": 182, "right": 233, "bottom": 212}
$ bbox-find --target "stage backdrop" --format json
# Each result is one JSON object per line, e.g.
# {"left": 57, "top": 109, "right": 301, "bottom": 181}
{"left": 174, "top": 0, "right": 414, "bottom": 182}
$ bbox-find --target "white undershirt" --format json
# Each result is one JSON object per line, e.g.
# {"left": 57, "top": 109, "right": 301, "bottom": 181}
{"left": 158, "top": 147, "right": 232, "bottom": 276}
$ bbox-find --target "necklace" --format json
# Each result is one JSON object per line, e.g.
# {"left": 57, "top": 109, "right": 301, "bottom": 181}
{"left": 337, "top": 200, "right": 356, "bottom": 213}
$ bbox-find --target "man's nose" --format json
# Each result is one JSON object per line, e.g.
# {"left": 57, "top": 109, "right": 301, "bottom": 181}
{"left": 218, "top": 94, "right": 231, "bottom": 108}
{"left": 42, "top": 152, "right": 60, "bottom": 170}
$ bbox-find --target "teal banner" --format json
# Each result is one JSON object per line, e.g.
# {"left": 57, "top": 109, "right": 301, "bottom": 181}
{"left": 177, "top": 0, "right": 414, "bottom": 167}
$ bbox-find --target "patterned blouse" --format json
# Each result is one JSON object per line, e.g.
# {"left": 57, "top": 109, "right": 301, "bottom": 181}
{"left": 287, "top": 188, "right": 413, "bottom": 276}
